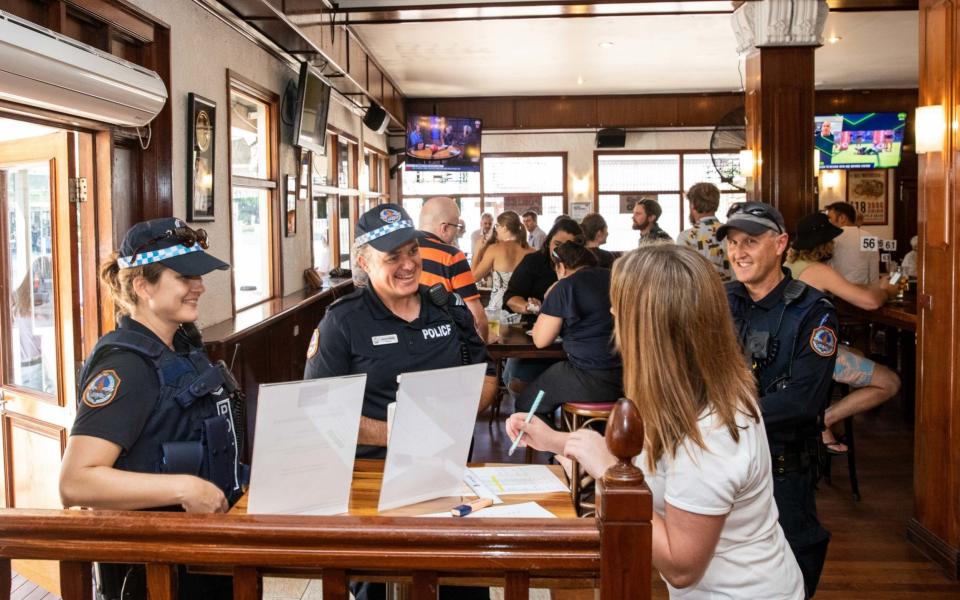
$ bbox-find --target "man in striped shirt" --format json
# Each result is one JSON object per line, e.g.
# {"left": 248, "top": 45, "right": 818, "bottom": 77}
{"left": 418, "top": 197, "right": 488, "bottom": 339}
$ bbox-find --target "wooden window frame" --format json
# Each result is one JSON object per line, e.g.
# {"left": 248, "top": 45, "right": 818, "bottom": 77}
{"left": 593, "top": 149, "right": 744, "bottom": 234}
{"left": 226, "top": 70, "right": 281, "bottom": 314}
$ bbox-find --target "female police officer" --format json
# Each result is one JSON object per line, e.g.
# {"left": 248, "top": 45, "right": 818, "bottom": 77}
{"left": 59, "top": 217, "right": 243, "bottom": 599}
{"left": 304, "top": 203, "right": 498, "bottom": 459}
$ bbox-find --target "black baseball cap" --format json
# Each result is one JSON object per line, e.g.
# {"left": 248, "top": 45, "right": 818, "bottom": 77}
{"left": 354, "top": 203, "right": 418, "bottom": 252}
{"left": 717, "top": 202, "right": 786, "bottom": 241}
{"left": 793, "top": 212, "right": 843, "bottom": 251}
{"left": 118, "top": 218, "right": 229, "bottom": 276}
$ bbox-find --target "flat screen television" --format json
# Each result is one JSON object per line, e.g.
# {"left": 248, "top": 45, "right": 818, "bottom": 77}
{"left": 405, "top": 115, "right": 482, "bottom": 172}
{"left": 292, "top": 62, "right": 331, "bottom": 156}
{"left": 815, "top": 112, "right": 907, "bottom": 170}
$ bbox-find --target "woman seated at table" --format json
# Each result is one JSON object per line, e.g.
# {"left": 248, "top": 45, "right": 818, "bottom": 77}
{"left": 471, "top": 210, "right": 533, "bottom": 312}
{"left": 500, "top": 217, "right": 583, "bottom": 394}
{"left": 515, "top": 240, "right": 622, "bottom": 418}
{"left": 508, "top": 245, "right": 804, "bottom": 599}
{"left": 580, "top": 212, "right": 616, "bottom": 269}
{"left": 785, "top": 212, "right": 900, "bottom": 454}
{"left": 304, "top": 203, "right": 498, "bottom": 459}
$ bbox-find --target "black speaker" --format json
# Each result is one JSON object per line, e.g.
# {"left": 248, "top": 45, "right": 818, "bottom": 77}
{"left": 363, "top": 102, "right": 390, "bottom": 134}
{"left": 596, "top": 128, "right": 626, "bottom": 148}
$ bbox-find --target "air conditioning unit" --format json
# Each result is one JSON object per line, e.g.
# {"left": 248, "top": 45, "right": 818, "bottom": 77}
{"left": 0, "top": 9, "right": 167, "bottom": 127}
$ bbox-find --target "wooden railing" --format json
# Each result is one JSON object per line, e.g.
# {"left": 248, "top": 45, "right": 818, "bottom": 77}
{"left": 0, "top": 399, "right": 651, "bottom": 600}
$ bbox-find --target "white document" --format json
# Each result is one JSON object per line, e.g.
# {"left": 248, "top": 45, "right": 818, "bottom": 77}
{"left": 378, "top": 363, "right": 486, "bottom": 512}
{"left": 247, "top": 375, "right": 366, "bottom": 515}
{"left": 468, "top": 466, "right": 568, "bottom": 495}
{"left": 418, "top": 501, "right": 557, "bottom": 519}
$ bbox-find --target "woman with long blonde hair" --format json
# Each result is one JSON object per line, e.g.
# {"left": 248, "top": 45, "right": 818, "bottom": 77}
{"left": 508, "top": 244, "right": 803, "bottom": 598}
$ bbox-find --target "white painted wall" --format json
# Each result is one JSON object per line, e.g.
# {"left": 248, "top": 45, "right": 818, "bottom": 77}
{"left": 126, "top": 0, "right": 385, "bottom": 327}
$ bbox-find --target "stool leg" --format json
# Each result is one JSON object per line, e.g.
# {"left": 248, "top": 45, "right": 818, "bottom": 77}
{"left": 570, "top": 414, "right": 582, "bottom": 516}
{"left": 845, "top": 416, "right": 860, "bottom": 502}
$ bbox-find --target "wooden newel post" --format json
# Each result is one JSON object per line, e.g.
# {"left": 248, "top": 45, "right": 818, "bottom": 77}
{"left": 597, "top": 398, "right": 652, "bottom": 600}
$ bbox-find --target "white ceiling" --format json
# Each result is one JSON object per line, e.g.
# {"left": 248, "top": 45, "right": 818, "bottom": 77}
{"left": 351, "top": 10, "right": 918, "bottom": 97}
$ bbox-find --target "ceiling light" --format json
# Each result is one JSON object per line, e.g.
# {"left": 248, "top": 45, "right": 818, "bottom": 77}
{"left": 598, "top": 41, "right": 614, "bottom": 49}
{"left": 828, "top": 35, "right": 841, "bottom": 44}
{"left": 577, "top": 75, "right": 584, "bottom": 85}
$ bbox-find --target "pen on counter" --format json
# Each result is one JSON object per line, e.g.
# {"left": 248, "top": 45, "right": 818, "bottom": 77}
{"left": 451, "top": 497, "right": 493, "bottom": 517}
{"left": 508, "top": 390, "right": 544, "bottom": 456}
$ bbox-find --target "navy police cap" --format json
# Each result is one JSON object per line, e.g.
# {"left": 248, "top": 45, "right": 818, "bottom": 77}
{"left": 355, "top": 203, "right": 418, "bottom": 252}
{"left": 118, "top": 217, "right": 229, "bottom": 276}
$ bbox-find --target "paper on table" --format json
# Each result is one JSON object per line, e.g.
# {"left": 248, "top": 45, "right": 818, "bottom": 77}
{"left": 378, "top": 363, "right": 486, "bottom": 512}
{"left": 247, "top": 375, "right": 366, "bottom": 515}
{"left": 418, "top": 501, "right": 557, "bottom": 519}
{"left": 468, "top": 465, "right": 568, "bottom": 495}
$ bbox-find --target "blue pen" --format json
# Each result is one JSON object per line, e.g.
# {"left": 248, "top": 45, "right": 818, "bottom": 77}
{"left": 508, "top": 390, "right": 544, "bottom": 456}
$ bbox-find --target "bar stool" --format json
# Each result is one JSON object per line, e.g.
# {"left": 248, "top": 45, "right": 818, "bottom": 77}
{"left": 562, "top": 401, "right": 615, "bottom": 516}
{"left": 822, "top": 383, "right": 861, "bottom": 501}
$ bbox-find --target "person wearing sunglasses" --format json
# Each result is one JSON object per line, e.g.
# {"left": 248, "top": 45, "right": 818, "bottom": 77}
{"left": 718, "top": 202, "right": 838, "bottom": 599}
{"left": 59, "top": 217, "right": 243, "bottom": 599}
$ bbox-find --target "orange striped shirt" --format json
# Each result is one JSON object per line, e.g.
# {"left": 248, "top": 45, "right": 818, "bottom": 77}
{"left": 418, "top": 232, "right": 480, "bottom": 301}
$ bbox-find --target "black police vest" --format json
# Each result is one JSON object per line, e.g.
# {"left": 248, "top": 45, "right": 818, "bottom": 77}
{"left": 78, "top": 328, "right": 244, "bottom": 503}
{"left": 728, "top": 281, "right": 830, "bottom": 442}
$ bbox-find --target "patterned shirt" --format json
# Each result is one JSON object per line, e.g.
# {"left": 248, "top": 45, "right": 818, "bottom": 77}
{"left": 417, "top": 231, "right": 480, "bottom": 301}
{"left": 677, "top": 216, "right": 733, "bottom": 282}
{"left": 638, "top": 223, "right": 673, "bottom": 245}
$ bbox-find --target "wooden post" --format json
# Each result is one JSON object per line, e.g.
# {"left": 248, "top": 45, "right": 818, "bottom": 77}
{"left": 597, "top": 398, "right": 652, "bottom": 600}
{"left": 59, "top": 561, "right": 93, "bottom": 600}
{"left": 0, "top": 558, "right": 10, "bottom": 599}
{"left": 145, "top": 563, "right": 177, "bottom": 600}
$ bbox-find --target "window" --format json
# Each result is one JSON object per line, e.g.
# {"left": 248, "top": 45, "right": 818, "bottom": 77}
{"left": 229, "top": 80, "right": 278, "bottom": 311}
{"left": 595, "top": 151, "right": 744, "bottom": 250}
{"left": 399, "top": 153, "right": 567, "bottom": 258}
{"left": 309, "top": 149, "right": 334, "bottom": 273}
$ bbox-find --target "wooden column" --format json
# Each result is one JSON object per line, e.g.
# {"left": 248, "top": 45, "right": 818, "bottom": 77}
{"left": 908, "top": 0, "right": 960, "bottom": 579}
{"left": 744, "top": 46, "right": 817, "bottom": 232}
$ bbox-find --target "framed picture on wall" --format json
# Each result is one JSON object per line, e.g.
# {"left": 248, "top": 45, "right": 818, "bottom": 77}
{"left": 187, "top": 93, "right": 216, "bottom": 222}
{"left": 285, "top": 174, "right": 297, "bottom": 237}
{"left": 847, "top": 169, "right": 888, "bottom": 226}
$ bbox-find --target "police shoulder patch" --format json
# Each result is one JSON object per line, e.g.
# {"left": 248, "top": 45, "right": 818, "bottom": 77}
{"left": 82, "top": 369, "right": 121, "bottom": 408}
{"left": 306, "top": 328, "right": 320, "bottom": 359}
{"left": 810, "top": 326, "right": 838, "bottom": 357}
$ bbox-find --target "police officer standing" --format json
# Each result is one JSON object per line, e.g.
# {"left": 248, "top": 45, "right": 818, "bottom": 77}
{"left": 717, "top": 203, "right": 838, "bottom": 598}
{"left": 60, "top": 218, "right": 246, "bottom": 599}
{"left": 304, "top": 203, "right": 497, "bottom": 459}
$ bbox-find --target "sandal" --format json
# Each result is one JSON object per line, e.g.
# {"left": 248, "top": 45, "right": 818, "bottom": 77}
{"left": 824, "top": 441, "right": 848, "bottom": 455}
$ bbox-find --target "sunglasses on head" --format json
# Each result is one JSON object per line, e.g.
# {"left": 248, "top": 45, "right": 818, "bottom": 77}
{"left": 132, "top": 226, "right": 209, "bottom": 257}
{"left": 726, "top": 203, "right": 783, "bottom": 233}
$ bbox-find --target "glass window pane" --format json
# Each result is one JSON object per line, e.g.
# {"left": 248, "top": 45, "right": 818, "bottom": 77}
{"left": 402, "top": 170, "right": 480, "bottom": 197}
{"left": 312, "top": 145, "right": 332, "bottom": 188}
{"left": 402, "top": 198, "right": 423, "bottom": 232}
{"left": 4, "top": 163, "right": 57, "bottom": 395}
{"left": 598, "top": 194, "right": 636, "bottom": 252}
{"left": 683, "top": 153, "right": 742, "bottom": 192}
{"left": 655, "top": 193, "right": 683, "bottom": 240}
{"left": 597, "top": 154, "right": 680, "bottom": 191}
{"left": 231, "top": 187, "right": 271, "bottom": 309}
{"left": 312, "top": 192, "right": 333, "bottom": 273}
{"left": 338, "top": 196, "right": 352, "bottom": 268}
{"left": 483, "top": 196, "right": 504, "bottom": 218}
{"left": 338, "top": 140, "right": 353, "bottom": 188}
{"left": 459, "top": 197, "right": 482, "bottom": 259}
{"left": 483, "top": 156, "right": 564, "bottom": 194}
{"left": 230, "top": 91, "right": 269, "bottom": 179}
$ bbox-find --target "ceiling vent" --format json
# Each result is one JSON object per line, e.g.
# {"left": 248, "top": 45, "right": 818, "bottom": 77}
{"left": 0, "top": 9, "right": 167, "bottom": 127}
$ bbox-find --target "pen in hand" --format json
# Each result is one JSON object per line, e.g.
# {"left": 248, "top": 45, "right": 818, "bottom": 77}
{"left": 508, "top": 390, "right": 544, "bottom": 456}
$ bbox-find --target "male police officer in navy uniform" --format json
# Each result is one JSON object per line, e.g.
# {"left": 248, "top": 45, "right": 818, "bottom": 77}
{"left": 304, "top": 203, "right": 497, "bottom": 459}
{"left": 718, "top": 203, "right": 838, "bottom": 599}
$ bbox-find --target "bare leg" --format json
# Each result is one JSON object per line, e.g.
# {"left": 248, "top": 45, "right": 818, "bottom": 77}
{"left": 823, "top": 363, "right": 900, "bottom": 451}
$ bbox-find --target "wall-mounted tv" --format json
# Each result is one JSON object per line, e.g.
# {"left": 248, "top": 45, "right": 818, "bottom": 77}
{"left": 405, "top": 115, "right": 482, "bottom": 172}
{"left": 292, "top": 62, "right": 331, "bottom": 156}
{"left": 815, "top": 112, "right": 907, "bottom": 170}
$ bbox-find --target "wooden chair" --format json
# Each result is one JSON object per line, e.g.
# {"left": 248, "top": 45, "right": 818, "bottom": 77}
{"left": 562, "top": 402, "right": 616, "bottom": 516}
{"left": 0, "top": 399, "right": 654, "bottom": 600}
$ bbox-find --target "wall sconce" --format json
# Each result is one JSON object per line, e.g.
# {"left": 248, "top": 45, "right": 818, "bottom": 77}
{"left": 739, "top": 149, "right": 755, "bottom": 178}
{"left": 822, "top": 169, "right": 840, "bottom": 188}
{"left": 572, "top": 177, "right": 589, "bottom": 197}
{"left": 915, "top": 104, "right": 946, "bottom": 154}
